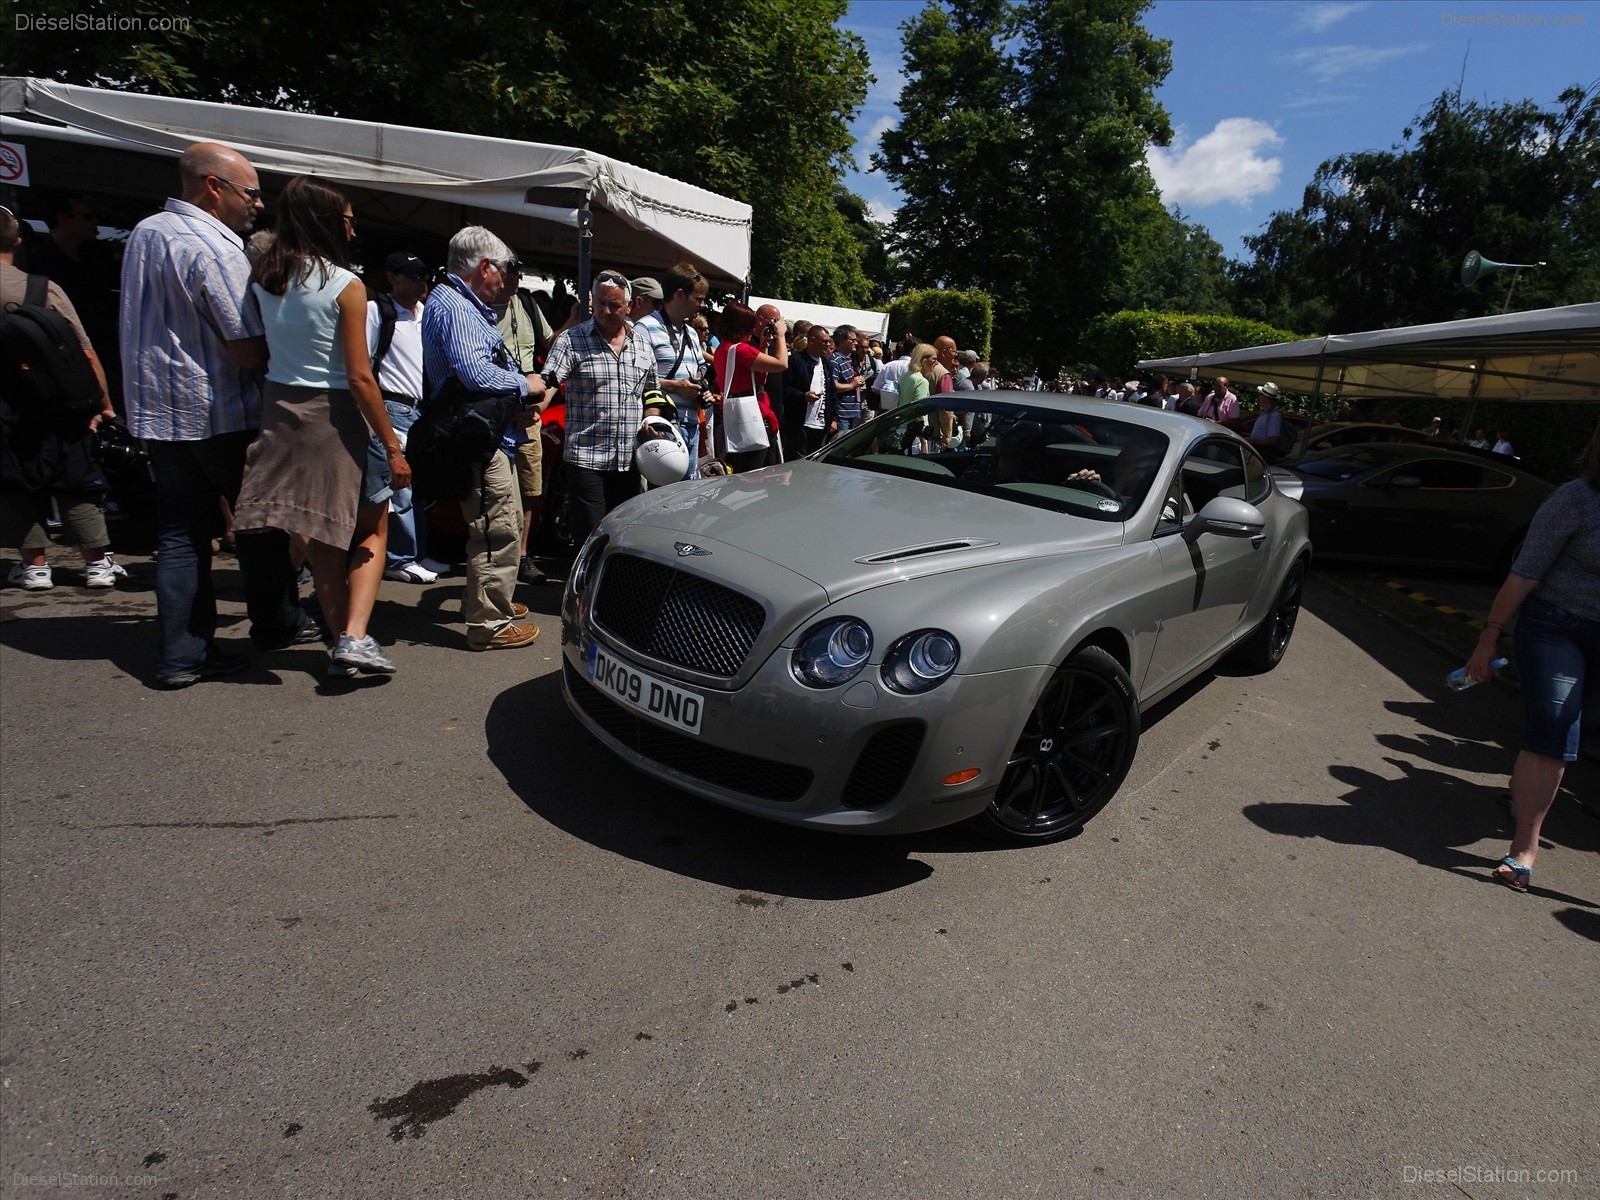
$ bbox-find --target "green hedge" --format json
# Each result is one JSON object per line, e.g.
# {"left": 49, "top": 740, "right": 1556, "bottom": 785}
{"left": 1080, "top": 310, "right": 1302, "bottom": 379}
{"left": 886, "top": 289, "right": 994, "bottom": 359}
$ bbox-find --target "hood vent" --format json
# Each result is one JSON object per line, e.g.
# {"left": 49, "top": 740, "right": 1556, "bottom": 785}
{"left": 855, "top": 539, "right": 998, "bottom": 565}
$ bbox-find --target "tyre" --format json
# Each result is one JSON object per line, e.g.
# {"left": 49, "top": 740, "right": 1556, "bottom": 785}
{"left": 981, "top": 645, "right": 1140, "bottom": 844}
{"left": 1236, "top": 558, "right": 1305, "bottom": 673}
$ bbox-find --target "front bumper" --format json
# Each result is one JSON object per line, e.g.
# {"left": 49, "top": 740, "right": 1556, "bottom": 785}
{"left": 560, "top": 631, "right": 1049, "bottom": 835}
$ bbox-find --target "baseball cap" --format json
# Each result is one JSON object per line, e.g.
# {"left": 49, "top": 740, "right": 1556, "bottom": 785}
{"left": 631, "top": 276, "right": 664, "bottom": 300}
{"left": 384, "top": 251, "right": 428, "bottom": 279}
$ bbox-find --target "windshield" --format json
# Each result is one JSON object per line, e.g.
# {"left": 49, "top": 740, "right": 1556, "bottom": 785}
{"left": 812, "top": 399, "right": 1171, "bottom": 522}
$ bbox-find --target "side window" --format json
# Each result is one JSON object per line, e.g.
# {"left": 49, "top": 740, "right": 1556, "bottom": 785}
{"left": 1155, "top": 472, "right": 1186, "bottom": 534}
{"left": 1172, "top": 439, "right": 1245, "bottom": 517}
{"left": 1404, "top": 460, "right": 1483, "bottom": 489}
{"left": 1243, "top": 447, "right": 1270, "bottom": 502}
{"left": 1479, "top": 468, "right": 1514, "bottom": 490}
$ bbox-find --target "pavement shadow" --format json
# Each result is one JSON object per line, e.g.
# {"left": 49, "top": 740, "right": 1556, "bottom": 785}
{"left": 1242, "top": 754, "right": 1597, "bottom": 909}
{"left": 485, "top": 673, "right": 937, "bottom": 900}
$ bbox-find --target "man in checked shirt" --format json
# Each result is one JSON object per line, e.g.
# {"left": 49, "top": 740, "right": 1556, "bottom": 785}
{"left": 540, "top": 271, "right": 672, "bottom": 546}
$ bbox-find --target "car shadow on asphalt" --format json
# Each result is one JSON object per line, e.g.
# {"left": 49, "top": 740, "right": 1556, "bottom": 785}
{"left": 1240, "top": 578, "right": 1599, "bottom": 914}
{"left": 484, "top": 673, "right": 957, "bottom": 900}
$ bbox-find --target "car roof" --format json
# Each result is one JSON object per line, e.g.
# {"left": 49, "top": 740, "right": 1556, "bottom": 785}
{"left": 1304, "top": 440, "right": 1548, "bottom": 479}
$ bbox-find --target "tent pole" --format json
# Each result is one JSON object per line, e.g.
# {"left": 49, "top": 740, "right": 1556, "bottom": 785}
{"left": 1301, "top": 354, "right": 1329, "bottom": 452}
{"left": 577, "top": 195, "right": 593, "bottom": 316}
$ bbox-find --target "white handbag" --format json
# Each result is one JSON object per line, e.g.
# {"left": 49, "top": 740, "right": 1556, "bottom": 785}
{"left": 722, "top": 345, "right": 770, "bottom": 453}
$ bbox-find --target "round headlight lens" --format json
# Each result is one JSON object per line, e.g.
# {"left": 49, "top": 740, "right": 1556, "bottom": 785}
{"left": 791, "top": 618, "right": 873, "bottom": 688}
{"left": 882, "top": 630, "right": 960, "bottom": 694}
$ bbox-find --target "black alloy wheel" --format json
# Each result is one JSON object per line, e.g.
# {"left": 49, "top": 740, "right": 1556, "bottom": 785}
{"left": 1238, "top": 558, "right": 1305, "bottom": 673}
{"left": 983, "top": 645, "right": 1140, "bottom": 844}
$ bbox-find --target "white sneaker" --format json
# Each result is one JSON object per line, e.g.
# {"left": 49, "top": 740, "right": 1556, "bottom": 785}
{"left": 83, "top": 555, "right": 127, "bottom": 589}
{"left": 383, "top": 561, "right": 438, "bottom": 584}
{"left": 9, "top": 563, "right": 53, "bottom": 591}
{"left": 416, "top": 557, "right": 453, "bottom": 577}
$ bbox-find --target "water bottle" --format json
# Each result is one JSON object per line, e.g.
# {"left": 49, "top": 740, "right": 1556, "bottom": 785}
{"left": 1446, "top": 657, "right": 1507, "bottom": 692}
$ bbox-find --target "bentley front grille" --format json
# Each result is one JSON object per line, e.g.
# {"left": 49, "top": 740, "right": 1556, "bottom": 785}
{"left": 592, "top": 553, "right": 766, "bottom": 677}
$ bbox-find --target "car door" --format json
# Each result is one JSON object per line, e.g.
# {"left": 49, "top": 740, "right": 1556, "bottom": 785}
{"left": 1146, "top": 438, "right": 1268, "bottom": 693}
{"left": 1353, "top": 456, "right": 1486, "bottom": 563}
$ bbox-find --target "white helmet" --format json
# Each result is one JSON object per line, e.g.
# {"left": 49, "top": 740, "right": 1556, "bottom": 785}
{"left": 635, "top": 415, "right": 690, "bottom": 486}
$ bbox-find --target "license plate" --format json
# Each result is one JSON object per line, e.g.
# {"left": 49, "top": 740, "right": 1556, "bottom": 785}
{"left": 586, "top": 643, "right": 704, "bottom": 735}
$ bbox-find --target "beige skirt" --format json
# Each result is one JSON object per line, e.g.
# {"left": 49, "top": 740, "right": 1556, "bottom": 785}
{"left": 234, "top": 381, "right": 370, "bottom": 548}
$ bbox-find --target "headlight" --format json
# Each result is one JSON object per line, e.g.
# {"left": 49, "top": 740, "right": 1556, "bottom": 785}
{"left": 881, "top": 630, "right": 960, "bottom": 694}
{"left": 791, "top": 618, "right": 872, "bottom": 688}
{"left": 571, "top": 534, "right": 607, "bottom": 595}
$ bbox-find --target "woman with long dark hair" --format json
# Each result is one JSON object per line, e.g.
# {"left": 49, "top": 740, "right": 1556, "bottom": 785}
{"left": 234, "top": 176, "right": 409, "bottom": 678}
{"left": 1463, "top": 421, "right": 1600, "bottom": 892}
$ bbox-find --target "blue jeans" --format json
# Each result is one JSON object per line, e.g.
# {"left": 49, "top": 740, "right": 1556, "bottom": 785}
{"left": 679, "top": 411, "right": 701, "bottom": 480}
{"left": 1514, "top": 594, "right": 1600, "bottom": 762}
{"left": 368, "top": 398, "right": 428, "bottom": 568}
{"left": 146, "top": 433, "right": 303, "bottom": 676}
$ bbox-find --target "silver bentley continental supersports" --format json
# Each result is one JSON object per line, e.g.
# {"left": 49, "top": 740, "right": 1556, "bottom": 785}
{"left": 560, "top": 394, "right": 1311, "bottom": 844}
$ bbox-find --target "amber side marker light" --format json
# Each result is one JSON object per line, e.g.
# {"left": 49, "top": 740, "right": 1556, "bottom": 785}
{"left": 943, "top": 769, "right": 982, "bottom": 786}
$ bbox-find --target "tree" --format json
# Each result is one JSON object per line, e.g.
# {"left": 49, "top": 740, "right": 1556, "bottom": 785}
{"left": 5, "top": 0, "right": 878, "bottom": 303}
{"left": 874, "top": 0, "right": 1175, "bottom": 368}
{"left": 1233, "top": 85, "right": 1600, "bottom": 332}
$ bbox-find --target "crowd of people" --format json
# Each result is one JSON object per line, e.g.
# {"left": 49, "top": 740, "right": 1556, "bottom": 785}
{"left": 0, "top": 138, "right": 998, "bottom": 684}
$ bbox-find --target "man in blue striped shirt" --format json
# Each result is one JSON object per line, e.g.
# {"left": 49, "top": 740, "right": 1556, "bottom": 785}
{"left": 120, "top": 142, "right": 308, "bottom": 688}
{"left": 421, "top": 226, "right": 545, "bottom": 652}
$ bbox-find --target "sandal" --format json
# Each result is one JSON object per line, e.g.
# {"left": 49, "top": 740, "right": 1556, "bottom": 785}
{"left": 1492, "top": 856, "right": 1531, "bottom": 893}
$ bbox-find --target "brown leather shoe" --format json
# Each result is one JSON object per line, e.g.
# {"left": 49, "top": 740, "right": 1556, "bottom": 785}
{"left": 469, "top": 622, "right": 540, "bottom": 651}
{"left": 510, "top": 602, "right": 529, "bottom": 619}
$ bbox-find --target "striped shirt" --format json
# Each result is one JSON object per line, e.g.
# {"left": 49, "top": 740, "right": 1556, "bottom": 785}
{"left": 119, "top": 198, "right": 264, "bottom": 441}
{"left": 542, "top": 319, "right": 660, "bottom": 471}
{"left": 639, "top": 309, "right": 707, "bottom": 393}
{"left": 420, "top": 274, "right": 530, "bottom": 401}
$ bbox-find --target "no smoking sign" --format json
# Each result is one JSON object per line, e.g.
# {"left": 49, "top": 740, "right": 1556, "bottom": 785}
{"left": 0, "top": 141, "right": 31, "bottom": 187}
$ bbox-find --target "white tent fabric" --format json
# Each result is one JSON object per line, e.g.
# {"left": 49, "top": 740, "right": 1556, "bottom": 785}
{"left": 1136, "top": 303, "right": 1600, "bottom": 403}
{"left": 0, "top": 76, "right": 752, "bottom": 285}
{"left": 747, "top": 296, "right": 890, "bottom": 341}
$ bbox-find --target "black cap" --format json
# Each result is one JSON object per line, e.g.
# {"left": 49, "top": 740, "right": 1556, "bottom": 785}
{"left": 384, "top": 251, "right": 428, "bottom": 279}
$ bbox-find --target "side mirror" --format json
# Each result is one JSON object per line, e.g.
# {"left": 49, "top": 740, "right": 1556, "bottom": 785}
{"left": 1189, "top": 496, "right": 1266, "bottom": 540}
{"left": 1390, "top": 474, "right": 1422, "bottom": 489}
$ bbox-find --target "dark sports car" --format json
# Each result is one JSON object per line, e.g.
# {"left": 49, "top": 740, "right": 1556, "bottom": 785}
{"left": 1285, "top": 443, "right": 1552, "bottom": 573}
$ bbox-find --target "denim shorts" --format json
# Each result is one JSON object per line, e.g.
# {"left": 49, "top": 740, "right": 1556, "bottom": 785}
{"left": 364, "top": 397, "right": 420, "bottom": 507}
{"left": 1513, "top": 593, "right": 1600, "bottom": 762}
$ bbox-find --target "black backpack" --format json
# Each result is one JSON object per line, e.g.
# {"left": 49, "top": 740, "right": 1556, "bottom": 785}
{"left": 406, "top": 377, "right": 522, "bottom": 501}
{"left": 0, "top": 274, "right": 104, "bottom": 431}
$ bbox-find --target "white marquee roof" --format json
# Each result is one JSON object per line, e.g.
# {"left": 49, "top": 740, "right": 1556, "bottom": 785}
{"left": 0, "top": 76, "right": 753, "bottom": 285}
{"left": 1137, "top": 303, "right": 1600, "bottom": 402}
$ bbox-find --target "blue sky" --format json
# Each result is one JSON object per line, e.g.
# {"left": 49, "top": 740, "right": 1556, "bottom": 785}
{"left": 840, "top": 0, "right": 1599, "bottom": 258}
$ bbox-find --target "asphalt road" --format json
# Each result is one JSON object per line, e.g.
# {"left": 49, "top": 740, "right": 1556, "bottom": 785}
{"left": 2, "top": 555, "right": 1596, "bottom": 1199}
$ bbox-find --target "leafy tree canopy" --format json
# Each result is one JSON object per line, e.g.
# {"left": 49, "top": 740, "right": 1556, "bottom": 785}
{"left": 875, "top": 0, "right": 1178, "bottom": 369}
{"left": 1232, "top": 84, "right": 1600, "bottom": 333}
{"left": 5, "top": 0, "right": 877, "bottom": 303}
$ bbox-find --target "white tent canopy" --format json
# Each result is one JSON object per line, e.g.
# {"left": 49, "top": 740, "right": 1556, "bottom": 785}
{"left": 1137, "top": 303, "right": 1600, "bottom": 403}
{"left": 747, "top": 296, "right": 889, "bottom": 342}
{"left": 0, "top": 76, "right": 753, "bottom": 287}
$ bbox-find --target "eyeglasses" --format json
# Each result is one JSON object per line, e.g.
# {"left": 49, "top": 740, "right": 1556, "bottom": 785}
{"left": 210, "top": 176, "right": 263, "bottom": 202}
{"left": 502, "top": 259, "right": 522, "bottom": 277}
{"left": 342, "top": 213, "right": 357, "bottom": 229}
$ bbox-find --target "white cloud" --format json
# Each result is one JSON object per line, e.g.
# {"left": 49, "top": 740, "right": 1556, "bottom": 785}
{"left": 858, "top": 115, "right": 897, "bottom": 173}
{"left": 1293, "top": 1, "right": 1372, "bottom": 34}
{"left": 866, "top": 198, "right": 898, "bottom": 226}
{"left": 1146, "top": 118, "right": 1284, "bottom": 208}
{"left": 1289, "top": 43, "right": 1427, "bottom": 83}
